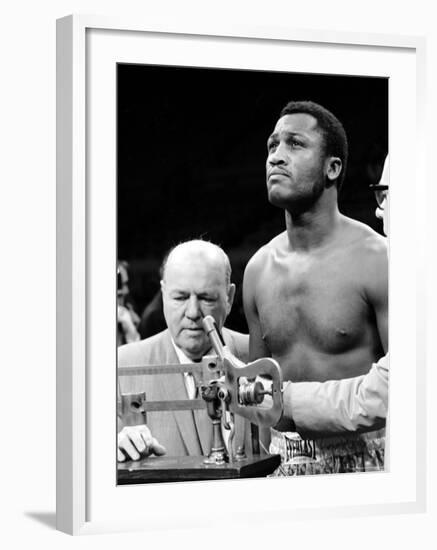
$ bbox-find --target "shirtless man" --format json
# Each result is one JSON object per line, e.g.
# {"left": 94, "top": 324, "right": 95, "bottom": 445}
{"left": 243, "top": 101, "right": 388, "bottom": 474}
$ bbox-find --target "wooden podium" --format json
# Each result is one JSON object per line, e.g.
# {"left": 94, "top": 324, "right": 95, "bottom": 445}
{"left": 117, "top": 453, "right": 281, "bottom": 484}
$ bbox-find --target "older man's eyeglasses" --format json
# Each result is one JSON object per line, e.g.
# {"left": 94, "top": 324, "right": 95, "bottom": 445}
{"left": 369, "top": 184, "right": 388, "bottom": 209}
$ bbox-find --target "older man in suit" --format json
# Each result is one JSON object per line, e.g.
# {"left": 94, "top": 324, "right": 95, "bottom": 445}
{"left": 117, "top": 240, "right": 249, "bottom": 461}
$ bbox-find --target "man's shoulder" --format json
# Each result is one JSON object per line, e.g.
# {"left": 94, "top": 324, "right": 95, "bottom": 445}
{"left": 245, "top": 232, "right": 287, "bottom": 275}
{"left": 340, "top": 217, "right": 388, "bottom": 295}
{"left": 118, "top": 329, "right": 170, "bottom": 365}
{"left": 341, "top": 216, "right": 387, "bottom": 257}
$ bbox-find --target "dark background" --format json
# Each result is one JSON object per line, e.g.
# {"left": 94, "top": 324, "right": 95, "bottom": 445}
{"left": 117, "top": 63, "right": 388, "bottom": 335}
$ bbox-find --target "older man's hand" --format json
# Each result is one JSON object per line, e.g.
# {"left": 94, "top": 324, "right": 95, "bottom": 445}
{"left": 117, "top": 425, "right": 167, "bottom": 462}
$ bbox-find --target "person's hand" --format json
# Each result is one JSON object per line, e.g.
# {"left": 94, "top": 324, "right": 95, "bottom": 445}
{"left": 117, "top": 424, "right": 167, "bottom": 462}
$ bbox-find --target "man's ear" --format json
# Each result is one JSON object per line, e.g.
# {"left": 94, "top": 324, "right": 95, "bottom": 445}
{"left": 325, "top": 157, "right": 342, "bottom": 185}
{"left": 227, "top": 283, "right": 236, "bottom": 314}
{"left": 160, "top": 279, "right": 165, "bottom": 293}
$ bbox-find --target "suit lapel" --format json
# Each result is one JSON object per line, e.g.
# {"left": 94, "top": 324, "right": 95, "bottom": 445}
{"left": 193, "top": 407, "right": 212, "bottom": 456}
{"left": 221, "top": 329, "right": 251, "bottom": 455}
{"left": 152, "top": 329, "right": 247, "bottom": 457}
{"left": 157, "top": 332, "right": 203, "bottom": 456}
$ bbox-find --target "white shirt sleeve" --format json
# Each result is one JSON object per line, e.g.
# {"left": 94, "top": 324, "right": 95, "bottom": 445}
{"left": 282, "top": 354, "right": 389, "bottom": 436}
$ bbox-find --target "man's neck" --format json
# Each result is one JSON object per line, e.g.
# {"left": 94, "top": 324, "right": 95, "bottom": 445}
{"left": 284, "top": 193, "right": 341, "bottom": 251}
{"left": 171, "top": 338, "right": 210, "bottom": 364}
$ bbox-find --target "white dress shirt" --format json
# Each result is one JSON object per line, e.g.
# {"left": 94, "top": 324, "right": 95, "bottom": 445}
{"left": 171, "top": 339, "right": 230, "bottom": 448}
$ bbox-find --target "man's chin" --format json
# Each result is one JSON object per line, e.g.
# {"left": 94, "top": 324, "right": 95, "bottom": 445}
{"left": 267, "top": 189, "right": 293, "bottom": 209}
{"left": 268, "top": 189, "right": 319, "bottom": 213}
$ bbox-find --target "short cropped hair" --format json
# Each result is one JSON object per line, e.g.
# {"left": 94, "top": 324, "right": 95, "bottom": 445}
{"left": 161, "top": 239, "right": 232, "bottom": 288}
{"left": 280, "top": 100, "right": 349, "bottom": 190}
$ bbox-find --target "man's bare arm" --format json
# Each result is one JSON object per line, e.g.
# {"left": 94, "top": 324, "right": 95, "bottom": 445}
{"left": 364, "top": 237, "right": 389, "bottom": 353}
{"left": 243, "top": 253, "right": 271, "bottom": 361}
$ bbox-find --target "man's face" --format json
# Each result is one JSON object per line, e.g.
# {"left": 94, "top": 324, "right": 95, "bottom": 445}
{"left": 161, "top": 254, "right": 235, "bottom": 359}
{"left": 266, "top": 113, "right": 330, "bottom": 211}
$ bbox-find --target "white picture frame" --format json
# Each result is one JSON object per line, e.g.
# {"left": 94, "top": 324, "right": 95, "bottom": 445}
{"left": 56, "top": 14, "right": 427, "bottom": 535}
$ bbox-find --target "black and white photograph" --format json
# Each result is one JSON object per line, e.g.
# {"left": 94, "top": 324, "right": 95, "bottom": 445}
{"left": 3, "top": 0, "right": 431, "bottom": 542}
{"left": 116, "top": 63, "right": 389, "bottom": 484}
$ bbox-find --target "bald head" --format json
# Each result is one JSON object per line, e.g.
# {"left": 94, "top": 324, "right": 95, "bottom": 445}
{"left": 162, "top": 240, "right": 232, "bottom": 288}
{"left": 160, "top": 240, "right": 235, "bottom": 359}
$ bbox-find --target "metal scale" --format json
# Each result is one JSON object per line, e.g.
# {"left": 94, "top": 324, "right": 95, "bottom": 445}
{"left": 117, "top": 316, "right": 283, "bottom": 484}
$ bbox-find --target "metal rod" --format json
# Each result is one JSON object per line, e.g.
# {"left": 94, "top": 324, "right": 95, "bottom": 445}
{"left": 141, "top": 399, "right": 207, "bottom": 412}
{"left": 202, "top": 315, "right": 226, "bottom": 359}
{"left": 118, "top": 363, "right": 204, "bottom": 376}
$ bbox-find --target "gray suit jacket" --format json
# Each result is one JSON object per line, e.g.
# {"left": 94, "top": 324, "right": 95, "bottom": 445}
{"left": 118, "top": 328, "right": 250, "bottom": 456}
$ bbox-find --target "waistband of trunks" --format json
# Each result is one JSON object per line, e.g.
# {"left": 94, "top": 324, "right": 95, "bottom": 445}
{"left": 269, "top": 427, "right": 385, "bottom": 469}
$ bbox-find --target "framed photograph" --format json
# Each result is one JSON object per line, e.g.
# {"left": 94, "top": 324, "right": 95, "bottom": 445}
{"left": 57, "top": 15, "right": 426, "bottom": 535}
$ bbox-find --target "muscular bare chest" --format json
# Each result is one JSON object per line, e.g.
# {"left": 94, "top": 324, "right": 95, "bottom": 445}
{"left": 255, "top": 249, "right": 370, "bottom": 358}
